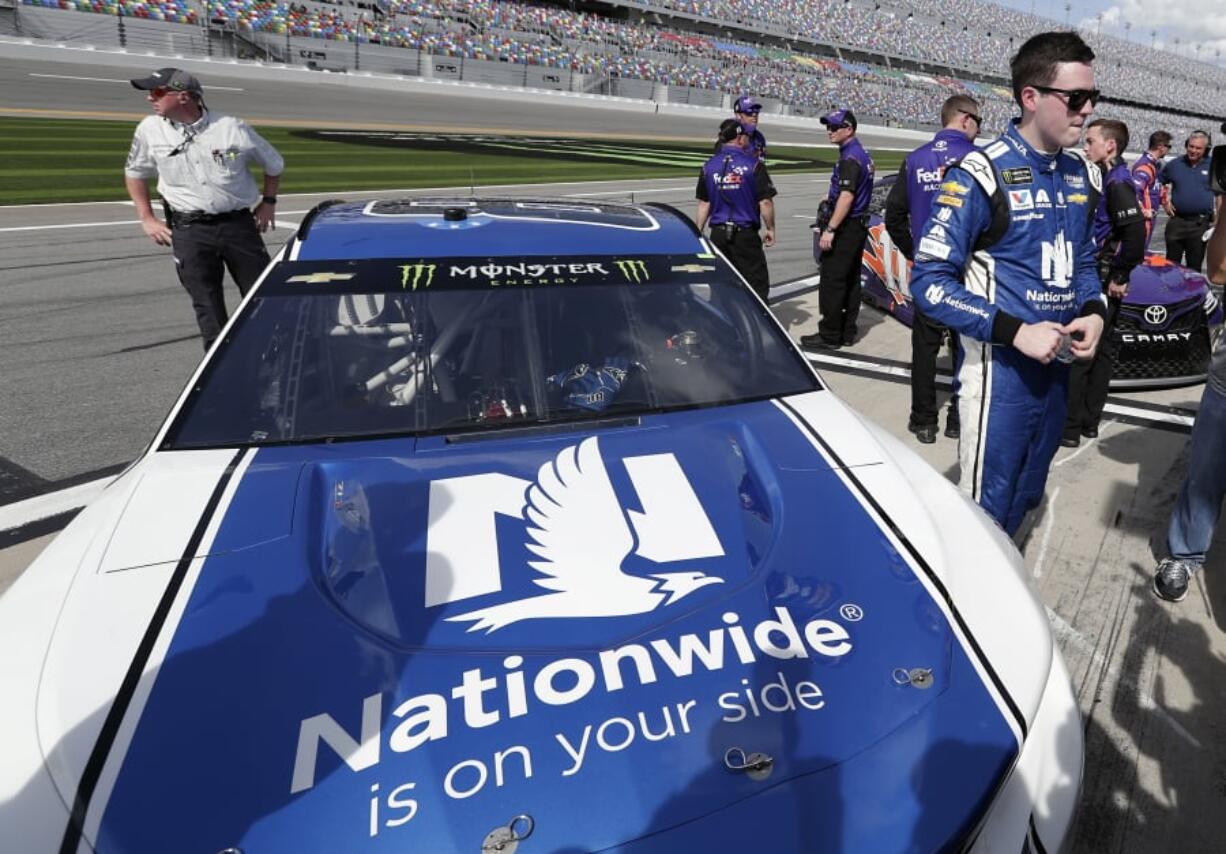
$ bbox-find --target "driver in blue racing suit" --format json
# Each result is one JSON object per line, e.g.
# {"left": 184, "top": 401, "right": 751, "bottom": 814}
{"left": 911, "top": 31, "right": 1106, "bottom": 535}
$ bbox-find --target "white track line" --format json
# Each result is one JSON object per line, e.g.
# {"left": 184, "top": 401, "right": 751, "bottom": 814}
{"left": 0, "top": 476, "right": 114, "bottom": 532}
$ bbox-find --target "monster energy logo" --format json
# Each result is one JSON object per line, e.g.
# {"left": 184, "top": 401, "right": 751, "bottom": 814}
{"left": 400, "top": 261, "right": 436, "bottom": 291}
{"left": 615, "top": 260, "right": 650, "bottom": 283}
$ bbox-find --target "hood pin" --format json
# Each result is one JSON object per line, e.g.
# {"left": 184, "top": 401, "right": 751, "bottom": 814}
{"left": 723, "top": 746, "right": 775, "bottom": 781}
{"left": 893, "top": 667, "right": 934, "bottom": 689}
{"left": 482, "top": 814, "right": 534, "bottom": 853}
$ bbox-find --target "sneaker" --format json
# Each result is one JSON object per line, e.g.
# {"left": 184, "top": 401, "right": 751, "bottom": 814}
{"left": 1152, "top": 557, "right": 1194, "bottom": 602}
{"left": 800, "top": 333, "right": 840, "bottom": 350}
{"left": 944, "top": 408, "right": 960, "bottom": 439}
{"left": 1081, "top": 425, "right": 1099, "bottom": 439}
{"left": 908, "top": 419, "right": 937, "bottom": 444}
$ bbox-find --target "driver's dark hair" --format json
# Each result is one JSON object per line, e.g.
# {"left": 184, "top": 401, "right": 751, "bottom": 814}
{"left": 1010, "top": 31, "right": 1095, "bottom": 108}
{"left": 1147, "top": 130, "right": 1172, "bottom": 150}
{"left": 1088, "top": 118, "right": 1129, "bottom": 155}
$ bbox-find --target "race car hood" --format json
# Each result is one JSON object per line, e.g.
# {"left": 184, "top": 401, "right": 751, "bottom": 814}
{"left": 34, "top": 393, "right": 1032, "bottom": 853}
{"left": 1129, "top": 255, "right": 1216, "bottom": 306}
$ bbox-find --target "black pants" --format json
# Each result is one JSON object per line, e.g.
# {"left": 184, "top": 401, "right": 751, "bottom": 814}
{"left": 171, "top": 212, "right": 271, "bottom": 349}
{"left": 1165, "top": 215, "right": 1212, "bottom": 272}
{"left": 911, "top": 308, "right": 958, "bottom": 426}
{"left": 710, "top": 225, "right": 769, "bottom": 301}
{"left": 1064, "top": 297, "right": 1120, "bottom": 438}
{"left": 817, "top": 219, "right": 869, "bottom": 344}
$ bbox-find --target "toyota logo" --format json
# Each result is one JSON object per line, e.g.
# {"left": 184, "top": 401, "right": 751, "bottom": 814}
{"left": 1143, "top": 304, "right": 1168, "bottom": 326}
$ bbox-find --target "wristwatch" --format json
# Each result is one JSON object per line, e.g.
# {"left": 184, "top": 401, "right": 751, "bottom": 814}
{"left": 262, "top": 196, "right": 277, "bottom": 205}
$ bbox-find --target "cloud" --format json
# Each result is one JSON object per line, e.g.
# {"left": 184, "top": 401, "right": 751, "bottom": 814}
{"left": 1107, "top": 0, "right": 1226, "bottom": 47}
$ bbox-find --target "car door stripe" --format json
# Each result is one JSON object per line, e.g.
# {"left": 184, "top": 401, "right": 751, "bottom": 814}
{"left": 774, "top": 397, "right": 1029, "bottom": 740}
{"left": 58, "top": 448, "right": 249, "bottom": 854}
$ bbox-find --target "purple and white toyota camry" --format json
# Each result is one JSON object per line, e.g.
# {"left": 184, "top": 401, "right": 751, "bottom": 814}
{"left": 850, "top": 174, "right": 1223, "bottom": 389}
{"left": 2, "top": 198, "right": 1081, "bottom": 853}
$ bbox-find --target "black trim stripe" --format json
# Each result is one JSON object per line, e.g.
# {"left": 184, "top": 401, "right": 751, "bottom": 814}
{"left": 1028, "top": 814, "right": 1050, "bottom": 854}
{"left": 971, "top": 339, "right": 990, "bottom": 503}
{"left": 776, "top": 397, "right": 1029, "bottom": 740}
{"left": 58, "top": 448, "right": 248, "bottom": 854}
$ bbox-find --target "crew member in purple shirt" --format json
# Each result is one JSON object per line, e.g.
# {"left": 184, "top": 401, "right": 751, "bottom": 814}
{"left": 733, "top": 95, "right": 767, "bottom": 160}
{"left": 1062, "top": 118, "right": 1145, "bottom": 446}
{"left": 802, "top": 109, "right": 875, "bottom": 349}
{"left": 1130, "top": 130, "right": 1171, "bottom": 250}
{"left": 884, "top": 95, "right": 982, "bottom": 444}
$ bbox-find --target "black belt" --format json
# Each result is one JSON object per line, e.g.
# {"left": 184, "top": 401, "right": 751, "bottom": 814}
{"left": 713, "top": 222, "right": 758, "bottom": 233}
{"left": 1174, "top": 212, "right": 1212, "bottom": 223}
{"left": 170, "top": 208, "right": 250, "bottom": 227}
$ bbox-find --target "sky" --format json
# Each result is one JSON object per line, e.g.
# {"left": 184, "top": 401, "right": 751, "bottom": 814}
{"left": 992, "top": 0, "right": 1226, "bottom": 65}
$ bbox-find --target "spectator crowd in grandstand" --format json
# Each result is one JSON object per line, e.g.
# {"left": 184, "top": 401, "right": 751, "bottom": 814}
{"left": 21, "top": 0, "right": 1224, "bottom": 145}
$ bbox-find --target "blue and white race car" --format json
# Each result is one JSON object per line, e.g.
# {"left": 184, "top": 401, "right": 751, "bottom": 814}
{"left": 1, "top": 198, "right": 1081, "bottom": 853}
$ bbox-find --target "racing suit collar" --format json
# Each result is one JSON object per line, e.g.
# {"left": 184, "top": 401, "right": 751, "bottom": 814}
{"left": 933, "top": 129, "right": 968, "bottom": 145}
{"left": 1004, "top": 119, "right": 1060, "bottom": 170}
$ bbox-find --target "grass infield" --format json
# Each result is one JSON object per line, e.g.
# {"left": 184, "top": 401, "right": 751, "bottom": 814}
{"left": 1, "top": 116, "right": 905, "bottom": 206}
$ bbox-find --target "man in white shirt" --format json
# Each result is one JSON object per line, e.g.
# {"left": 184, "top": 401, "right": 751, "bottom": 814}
{"left": 124, "top": 67, "right": 284, "bottom": 349}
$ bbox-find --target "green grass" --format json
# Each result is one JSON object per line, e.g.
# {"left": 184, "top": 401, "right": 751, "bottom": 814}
{"left": 1, "top": 116, "right": 904, "bottom": 205}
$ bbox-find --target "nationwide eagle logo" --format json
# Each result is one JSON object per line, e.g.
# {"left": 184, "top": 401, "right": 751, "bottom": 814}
{"left": 445, "top": 438, "right": 724, "bottom": 633}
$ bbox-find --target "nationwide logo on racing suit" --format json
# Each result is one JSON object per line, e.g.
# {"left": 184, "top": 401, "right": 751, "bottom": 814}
{"left": 400, "top": 261, "right": 437, "bottom": 291}
{"left": 1040, "top": 234, "right": 1074, "bottom": 289}
{"left": 615, "top": 260, "right": 650, "bottom": 283}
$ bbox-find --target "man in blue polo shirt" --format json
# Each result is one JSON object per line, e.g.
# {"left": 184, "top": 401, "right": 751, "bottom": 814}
{"left": 801, "top": 109, "right": 875, "bottom": 349}
{"left": 884, "top": 94, "right": 981, "bottom": 443}
{"left": 1161, "top": 131, "right": 1215, "bottom": 271}
{"left": 696, "top": 119, "right": 777, "bottom": 300}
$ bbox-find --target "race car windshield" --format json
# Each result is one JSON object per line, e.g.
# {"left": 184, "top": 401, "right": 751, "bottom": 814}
{"left": 164, "top": 255, "right": 819, "bottom": 449}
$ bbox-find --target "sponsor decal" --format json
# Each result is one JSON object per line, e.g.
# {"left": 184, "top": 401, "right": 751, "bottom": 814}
{"left": 924, "top": 284, "right": 946, "bottom": 304}
{"left": 1011, "top": 212, "right": 1045, "bottom": 223}
{"left": 939, "top": 181, "right": 969, "bottom": 195}
{"left": 935, "top": 194, "right": 964, "bottom": 208}
{"left": 1143, "top": 304, "right": 1168, "bottom": 325}
{"left": 933, "top": 140, "right": 948, "bottom": 151}
{"left": 1121, "top": 332, "right": 1192, "bottom": 343}
{"left": 670, "top": 264, "right": 717, "bottom": 273}
{"left": 959, "top": 156, "right": 994, "bottom": 190}
{"left": 1034, "top": 189, "right": 1051, "bottom": 208}
{"left": 925, "top": 223, "right": 947, "bottom": 241}
{"left": 400, "top": 261, "right": 437, "bottom": 291}
{"left": 1067, "top": 193, "right": 1088, "bottom": 204}
{"left": 287, "top": 271, "right": 356, "bottom": 284}
{"left": 916, "top": 167, "right": 944, "bottom": 184}
{"left": 935, "top": 206, "right": 953, "bottom": 223}
{"left": 1025, "top": 289, "right": 1075, "bottom": 304}
{"left": 1008, "top": 189, "right": 1034, "bottom": 211}
{"left": 918, "top": 238, "right": 951, "bottom": 260}
{"left": 1064, "top": 173, "right": 1086, "bottom": 188}
{"left": 615, "top": 260, "right": 650, "bottom": 283}
{"left": 1001, "top": 167, "right": 1033, "bottom": 185}
{"left": 449, "top": 262, "right": 611, "bottom": 287}
{"left": 288, "top": 437, "right": 867, "bottom": 814}
{"left": 1040, "top": 234, "right": 1074, "bottom": 289}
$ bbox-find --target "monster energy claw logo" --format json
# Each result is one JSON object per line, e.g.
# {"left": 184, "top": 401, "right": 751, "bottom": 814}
{"left": 615, "top": 260, "right": 649, "bottom": 283}
{"left": 400, "top": 261, "right": 437, "bottom": 291}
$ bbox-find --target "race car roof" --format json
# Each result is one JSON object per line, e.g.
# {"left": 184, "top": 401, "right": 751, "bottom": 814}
{"left": 292, "top": 198, "right": 705, "bottom": 260}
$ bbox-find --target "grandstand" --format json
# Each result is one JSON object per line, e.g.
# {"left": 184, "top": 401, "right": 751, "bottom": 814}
{"left": 4, "top": 0, "right": 1221, "bottom": 149}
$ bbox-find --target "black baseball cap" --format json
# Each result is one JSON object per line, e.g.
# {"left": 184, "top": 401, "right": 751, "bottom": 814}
{"left": 130, "top": 67, "right": 203, "bottom": 95}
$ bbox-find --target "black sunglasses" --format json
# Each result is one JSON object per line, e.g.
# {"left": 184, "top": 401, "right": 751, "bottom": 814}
{"left": 958, "top": 109, "right": 983, "bottom": 126}
{"left": 1031, "top": 85, "right": 1101, "bottom": 112}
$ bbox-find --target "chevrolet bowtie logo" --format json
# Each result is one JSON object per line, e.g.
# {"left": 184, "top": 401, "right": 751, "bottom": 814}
{"left": 670, "top": 264, "right": 717, "bottom": 273}
{"left": 400, "top": 261, "right": 437, "bottom": 291}
{"left": 615, "top": 260, "right": 649, "bottom": 283}
{"left": 286, "top": 272, "right": 356, "bottom": 284}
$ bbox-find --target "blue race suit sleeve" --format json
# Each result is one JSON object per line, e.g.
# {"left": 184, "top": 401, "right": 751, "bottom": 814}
{"left": 910, "top": 164, "right": 1013, "bottom": 343}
